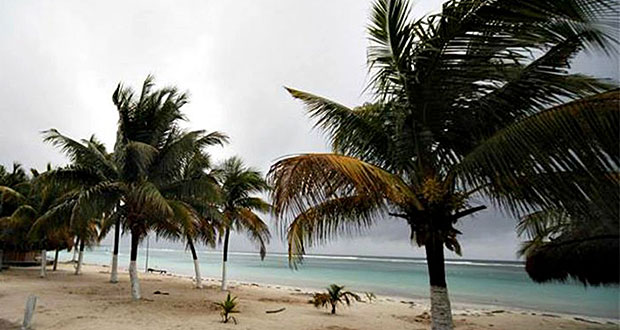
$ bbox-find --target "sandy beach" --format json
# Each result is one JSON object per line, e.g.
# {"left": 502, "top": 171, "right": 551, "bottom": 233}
{"left": 0, "top": 263, "right": 616, "bottom": 330}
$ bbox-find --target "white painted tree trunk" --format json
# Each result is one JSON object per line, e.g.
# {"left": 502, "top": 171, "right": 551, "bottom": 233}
{"left": 129, "top": 260, "right": 141, "bottom": 300}
{"left": 39, "top": 250, "right": 46, "bottom": 278}
{"left": 72, "top": 245, "right": 78, "bottom": 262}
{"left": 74, "top": 250, "right": 84, "bottom": 275}
{"left": 221, "top": 261, "right": 227, "bottom": 291}
{"left": 22, "top": 294, "right": 37, "bottom": 330}
{"left": 430, "top": 286, "right": 453, "bottom": 330}
{"left": 193, "top": 259, "right": 203, "bottom": 289}
{"left": 110, "top": 254, "right": 119, "bottom": 283}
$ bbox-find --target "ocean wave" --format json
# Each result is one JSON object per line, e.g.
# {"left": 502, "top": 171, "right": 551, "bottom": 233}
{"left": 99, "top": 247, "right": 522, "bottom": 267}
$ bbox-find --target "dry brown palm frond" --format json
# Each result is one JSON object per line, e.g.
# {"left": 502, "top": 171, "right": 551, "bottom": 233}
{"left": 286, "top": 194, "right": 386, "bottom": 266}
{"left": 269, "top": 153, "right": 420, "bottom": 218}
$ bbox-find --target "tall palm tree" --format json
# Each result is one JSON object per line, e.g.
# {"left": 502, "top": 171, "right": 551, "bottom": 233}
{"left": 44, "top": 77, "right": 185, "bottom": 299}
{"left": 43, "top": 131, "right": 125, "bottom": 280}
{"left": 215, "top": 157, "right": 271, "bottom": 291}
{"left": 35, "top": 136, "right": 114, "bottom": 276}
{"left": 44, "top": 76, "right": 227, "bottom": 300}
{"left": 268, "top": 1, "right": 619, "bottom": 329}
{"left": 152, "top": 144, "right": 227, "bottom": 289}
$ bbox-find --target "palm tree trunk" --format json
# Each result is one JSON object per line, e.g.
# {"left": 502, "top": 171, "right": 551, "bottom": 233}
{"left": 53, "top": 249, "right": 59, "bottom": 271}
{"left": 425, "top": 238, "right": 453, "bottom": 330}
{"left": 110, "top": 218, "right": 120, "bottom": 283}
{"left": 72, "top": 237, "right": 79, "bottom": 262}
{"left": 39, "top": 249, "right": 47, "bottom": 278}
{"left": 0, "top": 249, "right": 4, "bottom": 272}
{"left": 331, "top": 303, "right": 336, "bottom": 315}
{"left": 75, "top": 239, "right": 85, "bottom": 275}
{"left": 129, "top": 229, "right": 141, "bottom": 300}
{"left": 187, "top": 236, "right": 203, "bottom": 289}
{"left": 221, "top": 228, "right": 230, "bottom": 291}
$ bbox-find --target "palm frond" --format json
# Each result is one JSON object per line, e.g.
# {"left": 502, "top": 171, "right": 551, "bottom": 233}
{"left": 367, "top": 0, "right": 415, "bottom": 99}
{"left": 236, "top": 197, "right": 271, "bottom": 213}
{"left": 72, "top": 182, "right": 123, "bottom": 225}
{"left": 198, "top": 131, "right": 229, "bottom": 147}
{"left": 0, "top": 186, "right": 27, "bottom": 204}
{"left": 457, "top": 89, "right": 619, "bottom": 216}
{"left": 285, "top": 88, "right": 408, "bottom": 171}
{"left": 269, "top": 153, "right": 419, "bottom": 220}
{"left": 237, "top": 209, "right": 270, "bottom": 260}
{"left": 117, "top": 141, "right": 158, "bottom": 181}
{"left": 128, "top": 182, "right": 173, "bottom": 220}
{"left": 286, "top": 195, "right": 387, "bottom": 266}
{"left": 160, "top": 200, "right": 200, "bottom": 240}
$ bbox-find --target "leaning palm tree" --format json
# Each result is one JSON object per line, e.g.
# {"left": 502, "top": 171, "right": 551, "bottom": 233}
{"left": 34, "top": 137, "right": 112, "bottom": 276}
{"left": 268, "top": 1, "right": 619, "bottom": 329}
{"left": 43, "top": 131, "right": 125, "bottom": 281}
{"left": 215, "top": 157, "right": 271, "bottom": 291}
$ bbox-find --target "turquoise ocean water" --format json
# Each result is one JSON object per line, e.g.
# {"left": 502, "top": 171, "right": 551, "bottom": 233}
{"left": 57, "top": 246, "right": 619, "bottom": 319}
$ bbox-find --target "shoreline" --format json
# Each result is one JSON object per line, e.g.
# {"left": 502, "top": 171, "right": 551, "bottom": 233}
{"left": 82, "top": 247, "right": 619, "bottom": 320}
{"left": 1, "top": 263, "right": 617, "bottom": 330}
{"left": 102, "top": 261, "right": 618, "bottom": 325}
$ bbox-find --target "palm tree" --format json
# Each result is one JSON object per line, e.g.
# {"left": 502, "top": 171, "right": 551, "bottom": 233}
{"left": 44, "top": 77, "right": 184, "bottom": 299}
{"left": 43, "top": 132, "right": 124, "bottom": 279}
{"left": 215, "top": 157, "right": 271, "bottom": 291}
{"left": 0, "top": 163, "right": 29, "bottom": 193}
{"left": 268, "top": 1, "right": 619, "bottom": 329}
{"left": 0, "top": 167, "right": 77, "bottom": 278}
{"left": 31, "top": 205, "right": 100, "bottom": 276}
{"left": 311, "top": 284, "right": 361, "bottom": 315}
{"left": 44, "top": 76, "right": 228, "bottom": 300}
{"left": 0, "top": 163, "right": 29, "bottom": 272}
{"left": 153, "top": 147, "right": 227, "bottom": 289}
{"left": 517, "top": 176, "right": 619, "bottom": 285}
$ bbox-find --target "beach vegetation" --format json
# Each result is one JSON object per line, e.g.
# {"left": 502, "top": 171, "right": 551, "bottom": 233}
{"left": 268, "top": 0, "right": 619, "bottom": 329}
{"left": 0, "top": 165, "right": 87, "bottom": 277}
{"left": 214, "top": 293, "right": 239, "bottom": 324}
{"left": 215, "top": 157, "right": 271, "bottom": 291}
{"left": 154, "top": 147, "right": 226, "bottom": 289}
{"left": 310, "top": 284, "right": 361, "bottom": 315}
{"left": 42, "top": 76, "right": 230, "bottom": 299}
{"left": 517, "top": 178, "right": 619, "bottom": 286}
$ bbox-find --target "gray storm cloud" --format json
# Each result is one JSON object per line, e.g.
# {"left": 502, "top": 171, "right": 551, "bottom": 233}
{"left": 1, "top": 0, "right": 617, "bottom": 260}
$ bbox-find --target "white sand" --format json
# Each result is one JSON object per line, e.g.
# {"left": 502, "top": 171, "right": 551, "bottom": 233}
{"left": 0, "top": 264, "right": 616, "bottom": 330}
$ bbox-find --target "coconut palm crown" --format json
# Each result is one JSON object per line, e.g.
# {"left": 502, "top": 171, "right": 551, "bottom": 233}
{"left": 268, "top": 1, "right": 619, "bottom": 329}
{"left": 216, "top": 156, "right": 271, "bottom": 291}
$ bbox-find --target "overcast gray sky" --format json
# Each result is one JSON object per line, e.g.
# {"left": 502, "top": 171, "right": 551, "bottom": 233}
{"left": 1, "top": 0, "right": 617, "bottom": 261}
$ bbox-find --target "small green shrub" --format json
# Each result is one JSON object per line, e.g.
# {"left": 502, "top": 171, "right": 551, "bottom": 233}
{"left": 310, "top": 284, "right": 361, "bottom": 315}
{"left": 214, "top": 293, "right": 239, "bottom": 324}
